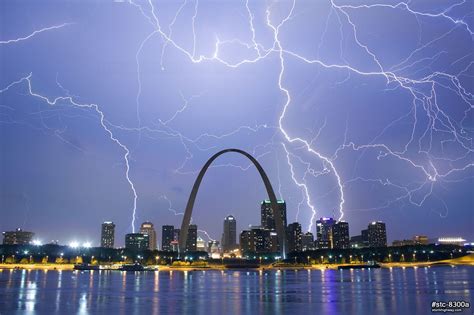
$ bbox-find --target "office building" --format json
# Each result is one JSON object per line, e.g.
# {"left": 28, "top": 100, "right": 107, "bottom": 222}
{"left": 125, "top": 233, "right": 149, "bottom": 251}
{"left": 161, "top": 225, "right": 175, "bottom": 251}
{"left": 173, "top": 228, "right": 180, "bottom": 241}
{"left": 350, "top": 235, "right": 366, "bottom": 248}
{"left": 239, "top": 226, "right": 271, "bottom": 254}
{"left": 261, "top": 200, "right": 287, "bottom": 231}
{"left": 316, "top": 217, "right": 335, "bottom": 249}
{"left": 413, "top": 235, "right": 429, "bottom": 245}
{"left": 100, "top": 222, "right": 115, "bottom": 248}
{"left": 140, "top": 222, "right": 157, "bottom": 250}
{"left": 333, "top": 221, "right": 349, "bottom": 249}
{"left": 367, "top": 221, "right": 387, "bottom": 247}
{"left": 301, "top": 232, "right": 314, "bottom": 251}
{"left": 240, "top": 230, "right": 252, "bottom": 253}
{"left": 185, "top": 224, "right": 197, "bottom": 252}
{"left": 2, "top": 228, "right": 34, "bottom": 245}
{"left": 286, "top": 222, "right": 302, "bottom": 252}
{"left": 222, "top": 215, "right": 237, "bottom": 252}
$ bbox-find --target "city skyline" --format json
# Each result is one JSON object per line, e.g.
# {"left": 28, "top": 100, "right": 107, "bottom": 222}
{"left": 1, "top": 1, "right": 473, "bottom": 252}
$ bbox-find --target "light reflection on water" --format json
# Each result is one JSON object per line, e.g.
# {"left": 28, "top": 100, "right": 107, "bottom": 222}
{"left": 0, "top": 266, "right": 472, "bottom": 314}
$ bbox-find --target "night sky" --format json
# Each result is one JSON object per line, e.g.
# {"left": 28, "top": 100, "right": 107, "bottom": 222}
{"left": 1, "top": 0, "right": 473, "bottom": 247}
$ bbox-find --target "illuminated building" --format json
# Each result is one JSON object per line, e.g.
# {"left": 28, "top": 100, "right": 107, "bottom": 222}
{"left": 367, "top": 221, "right": 387, "bottom": 247}
{"left": 333, "top": 221, "right": 350, "bottom": 249}
{"left": 100, "top": 222, "right": 115, "bottom": 248}
{"left": 196, "top": 236, "right": 206, "bottom": 251}
{"left": 413, "top": 235, "right": 429, "bottom": 245}
{"left": 437, "top": 237, "right": 466, "bottom": 246}
{"left": 301, "top": 232, "right": 314, "bottom": 251}
{"left": 125, "top": 233, "right": 149, "bottom": 251}
{"left": 222, "top": 215, "right": 237, "bottom": 252}
{"left": 185, "top": 224, "right": 197, "bottom": 252}
{"left": 239, "top": 226, "right": 271, "bottom": 254}
{"left": 140, "top": 222, "right": 157, "bottom": 250}
{"left": 316, "top": 217, "right": 335, "bottom": 249}
{"left": 261, "top": 200, "right": 287, "bottom": 231}
{"left": 161, "top": 225, "right": 174, "bottom": 251}
{"left": 2, "top": 228, "right": 34, "bottom": 245}
{"left": 286, "top": 222, "right": 302, "bottom": 252}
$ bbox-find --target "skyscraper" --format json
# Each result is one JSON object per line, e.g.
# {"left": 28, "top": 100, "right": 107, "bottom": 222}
{"left": 140, "top": 222, "right": 157, "bottom": 250}
{"left": 161, "top": 225, "right": 174, "bottom": 251}
{"left": 185, "top": 224, "right": 197, "bottom": 252}
{"left": 367, "top": 221, "right": 387, "bottom": 247}
{"left": 286, "top": 222, "right": 302, "bottom": 252}
{"left": 222, "top": 215, "right": 237, "bottom": 252}
{"left": 301, "top": 232, "right": 314, "bottom": 251}
{"left": 125, "top": 233, "right": 149, "bottom": 251}
{"left": 261, "top": 200, "right": 287, "bottom": 230}
{"left": 316, "top": 217, "right": 335, "bottom": 249}
{"left": 101, "top": 222, "right": 115, "bottom": 248}
{"left": 333, "top": 221, "right": 350, "bottom": 249}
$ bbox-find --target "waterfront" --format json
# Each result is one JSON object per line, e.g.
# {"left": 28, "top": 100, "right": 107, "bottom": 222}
{"left": 0, "top": 266, "right": 472, "bottom": 314}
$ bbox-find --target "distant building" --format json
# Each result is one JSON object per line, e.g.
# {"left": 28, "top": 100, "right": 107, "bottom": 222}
{"left": 140, "top": 222, "right": 157, "bottom": 250}
{"left": 333, "top": 221, "right": 350, "bottom": 249}
{"left": 239, "top": 226, "right": 272, "bottom": 254}
{"left": 185, "top": 224, "right": 197, "bottom": 252}
{"left": 392, "top": 239, "right": 414, "bottom": 247}
{"left": 301, "top": 232, "right": 314, "bottom": 251}
{"left": 316, "top": 217, "right": 335, "bottom": 249}
{"left": 196, "top": 236, "right": 206, "bottom": 251}
{"left": 261, "top": 200, "right": 287, "bottom": 231}
{"left": 367, "top": 221, "right": 387, "bottom": 247}
{"left": 222, "top": 215, "right": 237, "bottom": 252}
{"left": 207, "top": 240, "right": 220, "bottom": 253}
{"left": 161, "top": 225, "right": 175, "bottom": 251}
{"left": 240, "top": 230, "right": 252, "bottom": 253}
{"left": 286, "top": 222, "right": 302, "bottom": 252}
{"left": 437, "top": 237, "right": 466, "bottom": 246}
{"left": 125, "top": 233, "right": 149, "bottom": 251}
{"left": 269, "top": 231, "right": 279, "bottom": 253}
{"left": 173, "top": 228, "right": 180, "bottom": 242}
{"left": 101, "top": 222, "right": 115, "bottom": 248}
{"left": 2, "top": 228, "right": 34, "bottom": 245}
{"left": 413, "top": 235, "right": 429, "bottom": 245}
{"left": 350, "top": 235, "right": 365, "bottom": 248}
{"left": 361, "top": 229, "right": 369, "bottom": 246}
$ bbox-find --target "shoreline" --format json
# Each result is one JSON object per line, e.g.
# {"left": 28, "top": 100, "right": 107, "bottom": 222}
{"left": 1, "top": 259, "right": 473, "bottom": 272}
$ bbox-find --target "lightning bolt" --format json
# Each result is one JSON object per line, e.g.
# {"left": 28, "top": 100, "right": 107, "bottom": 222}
{"left": 0, "top": 23, "right": 72, "bottom": 45}
{"left": 0, "top": 74, "right": 139, "bottom": 232}
{"left": 2, "top": 0, "right": 472, "bottom": 240}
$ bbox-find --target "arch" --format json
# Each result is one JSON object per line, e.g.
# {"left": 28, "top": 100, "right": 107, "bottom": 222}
{"left": 178, "top": 149, "right": 287, "bottom": 258}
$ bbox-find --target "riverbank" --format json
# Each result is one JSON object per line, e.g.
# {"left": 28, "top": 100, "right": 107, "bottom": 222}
{"left": 1, "top": 254, "right": 472, "bottom": 271}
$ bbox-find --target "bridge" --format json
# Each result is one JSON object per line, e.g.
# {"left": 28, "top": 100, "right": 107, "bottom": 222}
{"left": 178, "top": 149, "right": 288, "bottom": 259}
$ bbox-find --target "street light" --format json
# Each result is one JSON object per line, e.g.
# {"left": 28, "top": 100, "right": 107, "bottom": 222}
{"left": 307, "top": 256, "right": 310, "bottom": 265}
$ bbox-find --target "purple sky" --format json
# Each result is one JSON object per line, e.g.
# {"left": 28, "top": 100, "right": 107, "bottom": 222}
{"left": 1, "top": 0, "right": 473, "bottom": 246}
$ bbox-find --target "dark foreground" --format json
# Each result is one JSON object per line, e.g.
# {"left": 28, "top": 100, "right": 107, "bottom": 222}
{"left": 0, "top": 266, "right": 472, "bottom": 314}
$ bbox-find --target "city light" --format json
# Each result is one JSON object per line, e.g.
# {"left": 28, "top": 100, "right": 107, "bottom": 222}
{"left": 82, "top": 242, "right": 92, "bottom": 248}
{"left": 31, "top": 240, "right": 42, "bottom": 246}
{"left": 69, "top": 241, "right": 79, "bottom": 248}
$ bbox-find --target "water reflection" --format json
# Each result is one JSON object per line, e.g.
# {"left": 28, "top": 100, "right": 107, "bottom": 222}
{"left": 0, "top": 267, "right": 472, "bottom": 314}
